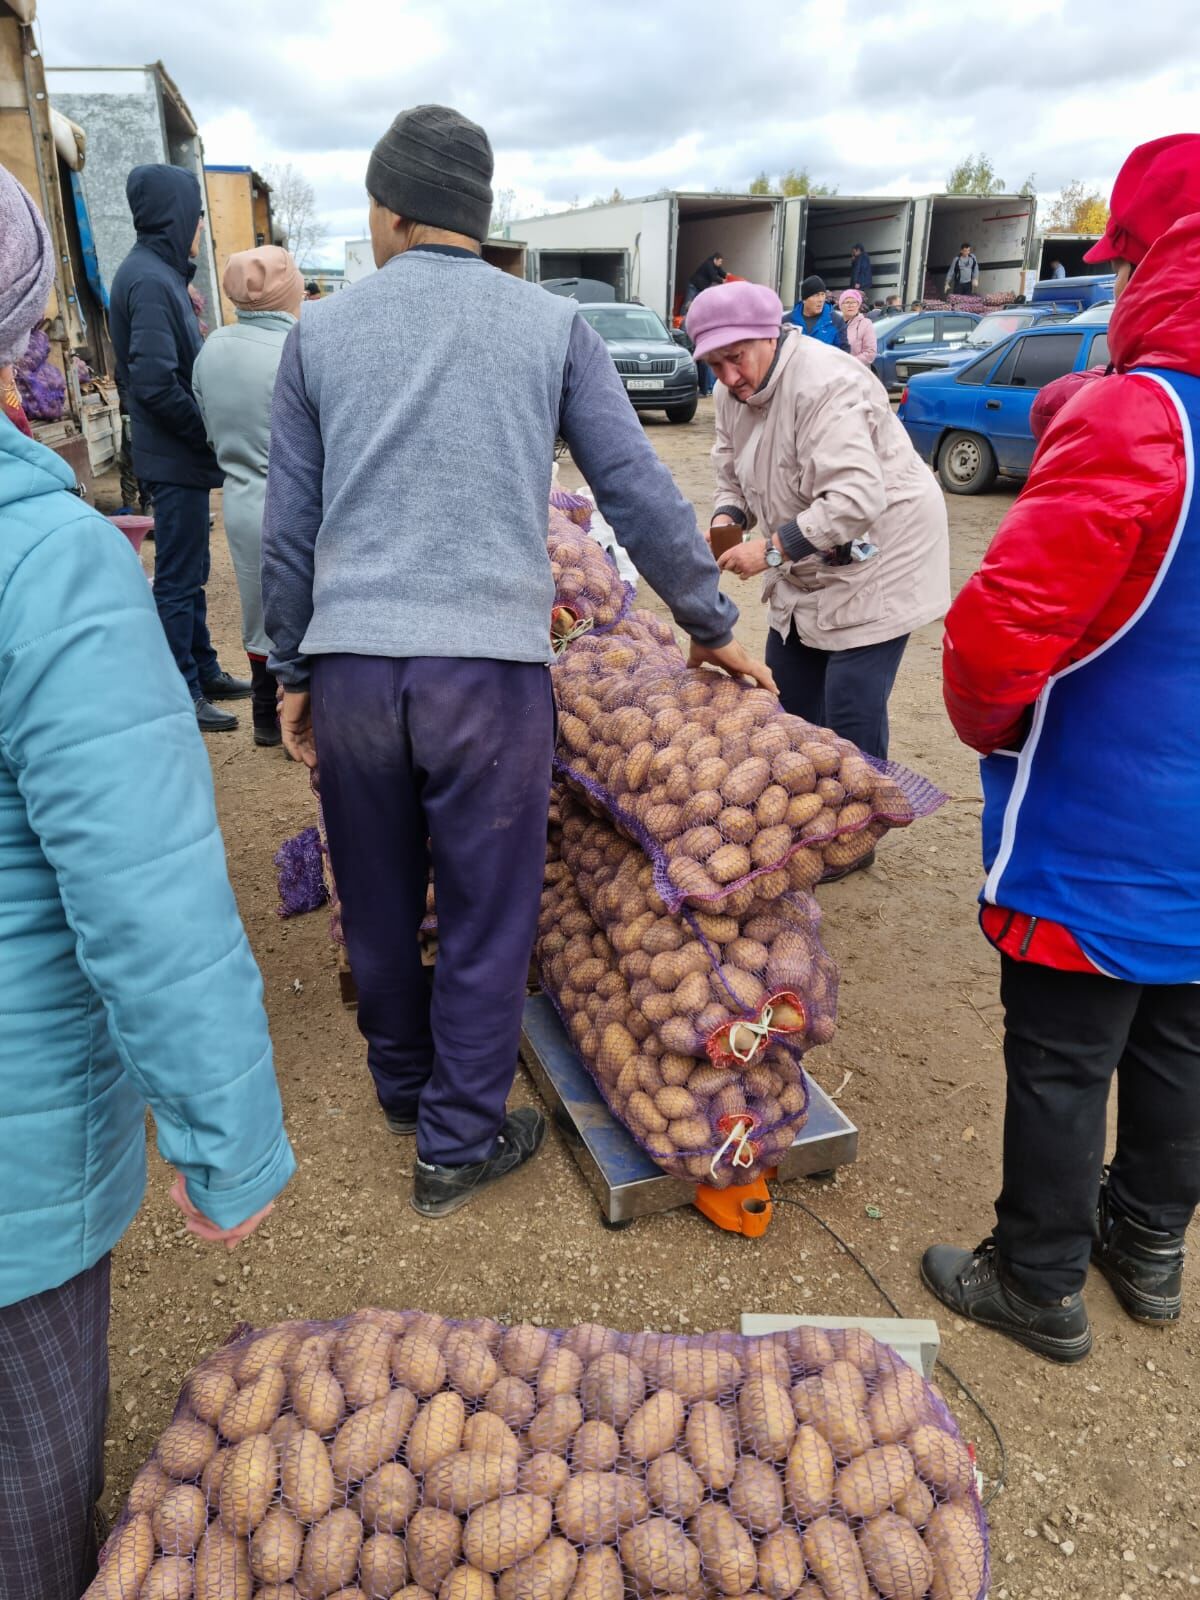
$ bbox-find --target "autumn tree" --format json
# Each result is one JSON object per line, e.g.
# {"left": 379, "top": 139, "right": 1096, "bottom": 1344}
{"left": 265, "top": 163, "right": 327, "bottom": 265}
{"left": 748, "top": 168, "right": 837, "bottom": 197}
{"left": 1043, "top": 179, "right": 1109, "bottom": 235}
{"left": 945, "top": 153, "right": 1006, "bottom": 195}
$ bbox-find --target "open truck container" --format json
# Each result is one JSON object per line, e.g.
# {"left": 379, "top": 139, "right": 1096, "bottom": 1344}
{"left": 1034, "top": 232, "right": 1104, "bottom": 280}
{"left": 780, "top": 194, "right": 914, "bottom": 309}
{"left": 0, "top": 0, "right": 121, "bottom": 498}
{"left": 907, "top": 193, "right": 1037, "bottom": 302}
{"left": 512, "top": 192, "right": 783, "bottom": 323}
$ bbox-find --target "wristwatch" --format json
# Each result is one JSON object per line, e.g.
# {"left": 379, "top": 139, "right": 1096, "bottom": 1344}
{"left": 764, "top": 533, "right": 784, "bottom": 569}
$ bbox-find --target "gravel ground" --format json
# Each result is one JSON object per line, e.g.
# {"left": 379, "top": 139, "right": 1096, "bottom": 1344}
{"left": 95, "top": 400, "right": 1198, "bottom": 1597}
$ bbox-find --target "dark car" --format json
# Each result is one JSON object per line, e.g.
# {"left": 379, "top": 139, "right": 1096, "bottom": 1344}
{"left": 577, "top": 302, "right": 699, "bottom": 424}
{"left": 893, "top": 306, "right": 1072, "bottom": 384}
{"left": 871, "top": 309, "right": 979, "bottom": 391}
{"left": 898, "top": 321, "right": 1112, "bottom": 493}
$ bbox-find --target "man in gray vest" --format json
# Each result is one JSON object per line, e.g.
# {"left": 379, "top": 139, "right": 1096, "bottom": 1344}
{"left": 262, "top": 104, "right": 772, "bottom": 1218}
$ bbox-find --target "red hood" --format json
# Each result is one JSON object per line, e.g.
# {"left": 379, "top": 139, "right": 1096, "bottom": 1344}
{"left": 1110, "top": 212, "right": 1200, "bottom": 374}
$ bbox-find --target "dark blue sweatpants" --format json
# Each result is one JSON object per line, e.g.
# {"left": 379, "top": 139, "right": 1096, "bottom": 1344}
{"left": 765, "top": 623, "right": 909, "bottom": 760}
{"left": 145, "top": 480, "right": 220, "bottom": 700}
{"left": 311, "top": 656, "right": 556, "bottom": 1166}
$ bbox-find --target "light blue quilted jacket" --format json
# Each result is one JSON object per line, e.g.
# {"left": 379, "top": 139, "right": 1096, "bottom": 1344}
{"left": 0, "top": 425, "right": 295, "bottom": 1307}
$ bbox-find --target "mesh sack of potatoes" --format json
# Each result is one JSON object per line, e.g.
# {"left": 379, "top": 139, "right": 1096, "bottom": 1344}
{"left": 537, "top": 855, "right": 810, "bottom": 1186}
{"left": 551, "top": 632, "right": 942, "bottom": 914}
{"left": 548, "top": 506, "right": 634, "bottom": 651}
{"left": 88, "top": 1309, "right": 988, "bottom": 1600}
{"left": 557, "top": 793, "right": 836, "bottom": 1065}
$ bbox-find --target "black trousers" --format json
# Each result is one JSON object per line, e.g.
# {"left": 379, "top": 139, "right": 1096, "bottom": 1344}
{"left": 995, "top": 956, "right": 1200, "bottom": 1300}
{"left": 765, "top": 623, "right": 909, "bottom": 759}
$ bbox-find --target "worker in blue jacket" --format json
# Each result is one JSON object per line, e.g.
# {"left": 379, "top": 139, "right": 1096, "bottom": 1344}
{"left": 0, "top": 165, "right": 295, "bottom": 1600}
{"left": 849, "top": 242, "right": 873, "bottom": 293}
{"left": 788, "top": 274, "right": 850, "bottom": 351}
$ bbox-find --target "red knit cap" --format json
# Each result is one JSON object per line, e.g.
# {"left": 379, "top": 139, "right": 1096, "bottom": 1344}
{"left": 1085, "top": 134, "right": 1200, "bottom": 266}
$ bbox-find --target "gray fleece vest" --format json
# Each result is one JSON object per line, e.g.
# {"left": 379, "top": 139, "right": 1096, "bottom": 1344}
{"left": 296, "top": 251, "right": 575, "bottom": 665}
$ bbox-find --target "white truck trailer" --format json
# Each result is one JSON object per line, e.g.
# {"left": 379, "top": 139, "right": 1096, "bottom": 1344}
{"left": 781, "top": 194, "right": 915, "bottom": 307}
{"left": 907, "top": 194, "right": 1038, "bottom": 301}
{"left": 343, "top": 236, "right": 528, "bottom": 284}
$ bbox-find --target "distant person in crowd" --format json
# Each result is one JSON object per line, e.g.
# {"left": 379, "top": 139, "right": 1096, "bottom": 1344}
{"left": 1047, "top": 258, "right": 1067, "bottom": 279}
{"left": 849, "top": 241, "right": 873, "bottom": 293}
{"left": 684, "top": 250, "right": 726, "bottom": 310}
{"left": 788, "top": 274, "right": 849, "bottom": 351}
{"left": 193, "top": 245, "right": 304, "bottom": 748}
{"left": 924, "top": 134, "right": 1200, "bottom": 1362}
{"left": 885, "top": 293, "right": 903, "bottom": 312}
{"left": 838, "top": 289, "right": 878, "bottom": 368}
{"left": 866, "top": 298, "right": 888, "bottom": 320}
{"left": 909, "top": 299, "right": 923, "bottom": 311}
{"left": 0, "top": 163, "right": 294, "bottom": 1600}
{"left": 304, "top": 279, "right": 323, "bottom": 300}
{"left": 262, "top": 104, "right": 771, "bottom": 1219}
{"left": 945, "top": 242, "right": 979, "bottom": 296}
{"left": 109, "top": 166, "right": 251, "bottom": 732}
{"left": 687, "top": 280, "right": 949, "bottom": 865}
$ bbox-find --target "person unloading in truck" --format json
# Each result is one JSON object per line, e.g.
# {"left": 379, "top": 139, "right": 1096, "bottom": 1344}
{"left": 944, "top": 242, "right": 979, "bottom": 296}
{"left": 109, "top": 165, "right": 251, "bottom": 733}
{"left": 1047, "top": 258, "right": 1067, "bottom": 279}
{"left": 261, "top": 104, "right": 773, "bottom": 1219}
{"left": 684, "top": 250, "right": 727, "bottom": 309}
{"left": 849, "top": 242, "right": 873, "bottom": 294}
{"left": 923, "top": 134, "right": 1200, "bottom": 1361}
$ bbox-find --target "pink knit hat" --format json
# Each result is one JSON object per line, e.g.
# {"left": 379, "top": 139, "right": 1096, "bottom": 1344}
{"left": 838, "top": 289, "right": 863, "bottom": 312}
{"left": 686, "top": 280, "right": 784, "bottom": 360}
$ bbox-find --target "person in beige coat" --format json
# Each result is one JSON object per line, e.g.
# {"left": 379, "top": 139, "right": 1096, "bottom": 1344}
{"left": 686, "top": 279, "right": 949, "bottom": 770}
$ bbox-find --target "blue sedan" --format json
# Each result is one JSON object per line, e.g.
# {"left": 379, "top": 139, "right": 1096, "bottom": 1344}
{"left": 870, "top": 309, "right": 979, "bottom": 390}
{"left": 898, "top": 322, "right": 1112, "bottom": 493}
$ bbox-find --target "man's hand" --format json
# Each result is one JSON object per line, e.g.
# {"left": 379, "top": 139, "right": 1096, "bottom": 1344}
{"left": 718, "top": 537, "right": 770, "bottom": 580}
{"left": 705, "top": 513, "right": 739, "bottom": 549}
{"left": 281, "top": 689, "right": 317, "bottom": 769}
{"left": 169, "top": 1175, "right": 274, "bottom": 1251}
{"left": 688, "top": 639, "right": 778, "bottom": 695}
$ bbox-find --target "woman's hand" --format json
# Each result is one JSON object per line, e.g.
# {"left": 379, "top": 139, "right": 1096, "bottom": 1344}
{"left": 688, "top": 639, "right": 778, "bottom": 694}
{"left": 169, "top": 1175, "right": 274, "bottom": 1251}
{"left": 281, "top": 690, "right": 317, "bottom": 769}
{"left": 718, "top": 536, "right": 770, "bottom": 579}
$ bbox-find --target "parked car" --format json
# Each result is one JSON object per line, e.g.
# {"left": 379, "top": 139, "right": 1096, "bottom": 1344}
{"left": 868, "top": 310, "right": 979, "bottom": 391}
{"left": 1029, "top": 272, "right": 1115, "bottom": 315}
{"left": 893, "top": 306, "right": 1071, "bottom": 383}
{"left": 1069, "top": 300, "right": 1114, "bottom": 325}
{"left": 898, "top": 321, "right": 1112, "bottom": 493}
{"left": 576, "top": 302, "right": 699, "bottom": 424}
{"left": 541, "top": 277, "right": 618, "bottom": 302}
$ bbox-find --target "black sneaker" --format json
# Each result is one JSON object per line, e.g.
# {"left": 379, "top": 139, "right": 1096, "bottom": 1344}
{"left": 194, "top": 697, "right": 238, "bottom": 733}
{"left": 921, "top": 1238, "right": 1093, "bottom": 1363}
{"left": 200, "top": 669, "right": 253, "bottom": 701}
{"left": 1093, "top": 1178, "right": 1185, "bottom": 1324}
{"left": 412, "top": 1108, "right": 546, "bottom": 1218}
{"left": 385, "top": 1107, "right": 419, "bottom": 1137}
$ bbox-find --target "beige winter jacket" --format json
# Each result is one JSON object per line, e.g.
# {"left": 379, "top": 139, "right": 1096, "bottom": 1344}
{"left": 713, "top": 329, "right": 950, "bottom": 651}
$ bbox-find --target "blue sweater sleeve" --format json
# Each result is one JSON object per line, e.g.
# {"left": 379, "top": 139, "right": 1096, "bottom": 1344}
{"left": 559, "top": 316, "right": 737, "bottom": 648}
{"left": 262, "top": 322, "right": 324, "bottom": 688}
{"left": 0, "top": 511, "right": 295, "bottom": 1229}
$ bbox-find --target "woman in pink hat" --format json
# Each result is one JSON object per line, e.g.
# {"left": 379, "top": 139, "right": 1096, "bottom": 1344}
{"left": 838, "top": 289, "right": 878, "bottom": 368}
{"left": 685, "top": 278, "right": 949, "bottom": 804}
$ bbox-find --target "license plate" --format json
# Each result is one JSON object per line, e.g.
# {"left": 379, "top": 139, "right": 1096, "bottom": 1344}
{"left": 627, "top": 378, "right": 664, "bottom": 391}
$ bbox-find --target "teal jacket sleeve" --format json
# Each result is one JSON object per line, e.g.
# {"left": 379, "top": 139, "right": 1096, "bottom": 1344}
{"left": 0, "top": 506, "right": 296, "bottom": 1228}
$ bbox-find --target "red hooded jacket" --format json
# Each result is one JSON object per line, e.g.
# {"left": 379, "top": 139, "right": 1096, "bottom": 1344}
{"left": 943, "top": 213, "right": 1200, "bottom": 970}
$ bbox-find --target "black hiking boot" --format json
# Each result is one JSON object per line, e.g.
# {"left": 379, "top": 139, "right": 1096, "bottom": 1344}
{"left": 921, "top": 1237, "right": 1093, "bottom": 1363}
{"left": 412, "top": 1108, "right": 546, "bottom": 1218}
{"left": 385, "top": 1107, "right": 419, "bottom": 1137}
{"left": 194, "top": 697, "right": 238, "bottom": 733}
{"left": 200, "top": 668, "right": 253, "bottom": 701}
{"left": 1092, "top": 1179, "right": 1185, "bottom": 1324}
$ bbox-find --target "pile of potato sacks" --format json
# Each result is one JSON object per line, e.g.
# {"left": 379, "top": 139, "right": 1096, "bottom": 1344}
{"left": 88, "top": 1310, "right": 988, "bottom": 1600}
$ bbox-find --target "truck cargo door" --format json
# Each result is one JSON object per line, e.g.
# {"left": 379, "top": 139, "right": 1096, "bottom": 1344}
{"left": 781, "top": 197, "right": 806, "bottom": 310}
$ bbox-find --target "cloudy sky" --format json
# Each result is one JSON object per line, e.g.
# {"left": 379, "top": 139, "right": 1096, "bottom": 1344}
{"left": 38, "top": 0, "right": 1199, "bottom": 263}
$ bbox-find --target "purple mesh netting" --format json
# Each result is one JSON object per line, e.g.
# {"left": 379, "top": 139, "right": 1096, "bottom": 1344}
{"left": 14, "top": 329, "right": 67, "bottom": 421}
{"left": 274, "top": 827, "right": 329, "bottom": 919}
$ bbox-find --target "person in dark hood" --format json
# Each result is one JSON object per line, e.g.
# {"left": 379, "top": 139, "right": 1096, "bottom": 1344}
{"left": 849, "top": 242, "right": 873, "bottom": 293}
{"left": 109, "top": 165, "right": 251, "bottom": 732}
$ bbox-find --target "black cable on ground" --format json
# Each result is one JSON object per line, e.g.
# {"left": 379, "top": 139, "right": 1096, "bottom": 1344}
{"left": 771, "top": 1192, "right": 1008, "bottom": 1507}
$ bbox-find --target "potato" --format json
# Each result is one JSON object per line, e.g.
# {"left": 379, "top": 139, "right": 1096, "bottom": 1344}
{"left": 152, "top": 1483, "right": 207, "bottom": 1555}
{"left": 156, "top": 1417, "right": 217, "bottom": 1481}
{"left": 518, "top": 1451, "right": 571, "bottom": 1497}
{"left": 690, "top": 1502, "right": 758, "bottom": 1596}
{"left": 287, "top": 1363, "right": 344, "bottom": 1436}
{"left": 360, "top": 1531, "right": 410, "bottom": 1599}
{"left": 463, "top": 1494, "right": 554, "bottom": 1573}
{"left": 140, "top": 1555, "right": 194, "bottom": 1600}
{"left": 907, "top": 1423, "right": 974, "bottom": 1499}
{"left": 816, "top": 1359, "right": 868, "bottom": 1409}
{"left": 796, "top": 1372, "right": 873, "bottom": 1461}
{"left": 527, "top": 1394, "right": 583, "bottom": 1454}
{"left": 619, "top": 1519, "right": 702, "bottom": 1597}
{"left": 200, "top": 1447, "right": 228, "bottom": 1504}
{"left": 301, "top": 1507, "right": 363, "bottom": 1599}
{"left": 867, "top": 1367, "right": 933, "bottom": 1446}
{"left": 571, "top": 1419, "right": 620, "bottom": 1472}
{"left": 925, "top": 1502, "right": 987, "bottom": 1600}
{"left": 271, "top": 1412, "right": 306, "bottom": 1450}
{"left": 393, "top": 1334, "right": 448, "bottom": 1397}
{"left": 497, "top": 1538, "right": 578, "bottom": 1600}
{"left": 555, "top": 1470, "right": 649, "bottom": 1545}
{"left": 485, "top": 1375, "right": 538, "bottom": 1429}
{"left": 802, "top": 1516, "right": 871, "bottom": 1600}
{"left": 329, "top": 1386, "right": 416, "bottom": 1486}
{"left": 651, "top": 1343, "right": 742, "bottom": 1402}
{"left": 425, "top": 1449, "right": 520, "bottom": 1514}
{"left": 835, "top": 1443, "right": 916, "bottom": 1521}
{"left": 722, "top": 757, "right": 771, "bottom": 807}
{"left": 440, "top": 1570, "right": 495, "bottom": 1600}
{"left": 217, "top": 1432, "right": 277, "bottom": 1537}
{"left": 127, "top": 1461, "right": 176, "bottom": 1516}
{"left": 579, "top": 1352, "right": 645, "bottom": 1427}
{"left": 280, "top": 1429, "right": 337, "bottom": 1524}
{"left": 892, "top": 1476, "right": 935, "bottom": 1529}
{"left": 186, "top": 1367, "right": 237, "bottom": 1427}
{"left": 623, "top": 1388, "right": 684, "bottom": 1462}
{"left": 219, "top": 1364, "right": 287, "bottom": 1444}
{"left": 408, "top": 1508, "right": 464, "bottom": 1592}
{"left": 737, "top": 1377, "right": 797, "bottom": 1461}
{"left": 85, "top": 1511, "right": 155, "bottom": 1600}
{"left": 251, "top": 1507, "right": 305, "bottom": 1584}
{"left": 288, "top": 1331, "right": 338, "bottom": 1380}
{"left": 463, "top": 1411, "right": 522, "bottom": 1461}
{"left": 444, "top": 1330, "right": 501, "bottom": 1399}
{"left": 729, "top": 1456, "right": 785, "bottom": 1532}
{"left": 354, "top": 1460, "right": 419, "bottom": 1534}
{"left": 685, "top": 1399, "right": 737, "bottom": 1490}
{"left": 568, "top": 1546, "right": 623, "bottom": 1600}
{"left": 708, "top": 843, "right": 752, "bottom": 885}
{"left": 534, "top": 1346, "right": 584, "bottom": 1404}
{"left": 785, "top": 1424, "right": 835, "bottom": 1520}
{"left": 856, "top": 1513, "right": 934, "bottom": 1600}
{"left": 194, "top": 1524, "right": 252, "bottom": 1600}
{"left": 237, "top": 1328, "right": 299, "bottom": 1383}
{"left": 644, "top": 1451, "right": 705, "bottom": 1520}
{"left": 756, "top": 1527, "right": 807, "bottom": 1600}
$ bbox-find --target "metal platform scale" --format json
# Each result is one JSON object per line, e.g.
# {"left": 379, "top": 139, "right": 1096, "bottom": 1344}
{"left": 520, "top": 993, "right": 858, "bottom": 1230}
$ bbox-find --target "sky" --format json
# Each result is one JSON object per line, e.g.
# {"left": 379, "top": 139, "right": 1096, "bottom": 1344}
{"left": 37, "top": 0, "right": 1200, "bottom": 266}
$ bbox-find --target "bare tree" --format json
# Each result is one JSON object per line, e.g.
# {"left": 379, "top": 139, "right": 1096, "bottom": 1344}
{"left": 265, "top": 163, "right": 328, "bottom": 265}
{"left": 490, "top": 186, "right": 516, "bottom": 236}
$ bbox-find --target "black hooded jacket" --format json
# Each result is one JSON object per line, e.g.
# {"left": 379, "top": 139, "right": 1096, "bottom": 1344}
{"left": 687, "top": 254, "right": 727, "bottom": 296}
{"left": 109, "top": 165, "right": 221, "bottom": 488}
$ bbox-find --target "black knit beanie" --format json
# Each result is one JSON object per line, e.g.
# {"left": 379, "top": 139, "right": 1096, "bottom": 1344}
{"left": 799, "top": 274, "right": 826, "bottom": 299}
{"left": 366, "top": 104, "right": 494, "bottom": 242}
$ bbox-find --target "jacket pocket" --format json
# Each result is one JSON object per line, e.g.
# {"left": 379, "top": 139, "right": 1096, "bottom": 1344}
{"left": 814, "top": 561, "right": 885, "bottom": 633}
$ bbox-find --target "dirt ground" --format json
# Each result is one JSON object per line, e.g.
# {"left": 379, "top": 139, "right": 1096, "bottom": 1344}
{"left": 99, "top": 400, "right": 1197, "bottom": 1599}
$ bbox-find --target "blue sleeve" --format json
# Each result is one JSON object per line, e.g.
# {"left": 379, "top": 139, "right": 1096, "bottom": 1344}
{"left": 262, "top": 323, "right": 324, "bottom": 688}
{"left": 125, "top": 277, "right": 211, "bottom": 452}
{"left": 558, "top": 316, "right": 737, "bottom": 648}
{"left": 0, "top": 511, "right": 295, "bottom": 1229}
